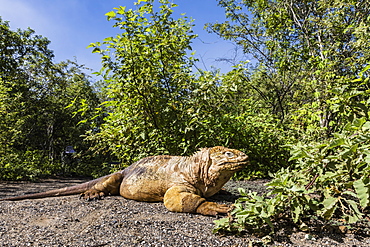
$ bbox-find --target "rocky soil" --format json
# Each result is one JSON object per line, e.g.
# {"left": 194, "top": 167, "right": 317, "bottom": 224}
{"left": 0, "top": 178, "right": 369, "bottom": 246}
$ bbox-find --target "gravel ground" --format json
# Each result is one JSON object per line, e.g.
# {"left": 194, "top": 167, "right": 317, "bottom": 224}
{"left": 0, "top": 178, "right": 369, "bottom": 246}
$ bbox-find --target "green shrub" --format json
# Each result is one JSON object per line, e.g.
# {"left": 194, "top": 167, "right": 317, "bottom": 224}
{"left": 0, "top": 150, "right": 54, "bottom": 180}
{"left": 214, "top": 118, "right": 370, "bottom": 234}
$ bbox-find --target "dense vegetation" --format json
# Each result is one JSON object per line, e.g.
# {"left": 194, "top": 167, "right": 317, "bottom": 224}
{"left": 210, "top": 0, "right": 370, "bottom": 234}
{"left": 0, "top": 18, "right": 105, "bottom": 179}
{"left": 1, "top": 0, "right": 369, "bottom": 234}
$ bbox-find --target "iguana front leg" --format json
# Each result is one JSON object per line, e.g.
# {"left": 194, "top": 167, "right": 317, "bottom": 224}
{"left": 163, "top": 186, "right": 229, "bottom": 216}
{"left": 81, "top": 173, "right": 123, "bottom": 200}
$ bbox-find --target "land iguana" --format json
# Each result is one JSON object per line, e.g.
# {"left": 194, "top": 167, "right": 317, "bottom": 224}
{"left": 0, "top": 146, "right": 249, "bottom": 216}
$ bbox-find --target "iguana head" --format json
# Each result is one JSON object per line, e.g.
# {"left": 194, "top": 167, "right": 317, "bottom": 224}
{"left": 208, "top": 146, "right": 249, "bottom": 172}
{"left": 191, "top": 146, "right": 249, "bottom": 197}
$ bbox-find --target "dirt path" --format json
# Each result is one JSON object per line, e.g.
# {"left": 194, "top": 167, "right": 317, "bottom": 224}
{"left": 0, "top": 178, "right": 369, "bottom": 246}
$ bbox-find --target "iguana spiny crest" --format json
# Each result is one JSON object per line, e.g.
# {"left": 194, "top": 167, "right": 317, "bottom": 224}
{"left": 1, "top": 146, "right": 249, "bottom": 216}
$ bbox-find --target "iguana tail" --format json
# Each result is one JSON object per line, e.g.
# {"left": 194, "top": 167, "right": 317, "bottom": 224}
{"left": 0, "top": 176, "right": 106, "bottom": 201}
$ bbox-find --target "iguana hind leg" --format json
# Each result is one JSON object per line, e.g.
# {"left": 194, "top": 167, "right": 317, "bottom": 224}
{"left": 163, "top": 185, "right": 229, "bottom": 216}
{"left": 81, "top": 172, "right": 123, "bottom": 200}
{"left": 195, "top": 201, "right": 229, "bottom": 216}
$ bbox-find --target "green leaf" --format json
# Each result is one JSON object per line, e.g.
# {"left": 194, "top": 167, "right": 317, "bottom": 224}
{"left": 237, "top": 187, "right": 246, "bottom": 196}
{"left": 292, "top": 203, "right": 302, "bottom": 223}
{"left": 346, "top": 214, "right": 359, "bottom": 224}
{"left": 212, "top": 217, "right": 230, "bottom": 233}
{"left": 289, "top": 185, "right": 305, "bottom": 192}
{"left": 289, "top": 149, "right": 310, "bottom": 161}
{"left": 328, "top": 138, "right": 345, "bottom": 149}
{"left": 321, "top": 197, "right": 338, "bottom": 220}
{"left": 105, "top": 11, "right": 116, "bottom": 19}
{"left": 353, "top": 179, "right": 370, "bottom": 208}
{"left": 116, "top": 6, "right": 127, "bottom": 15}
{"left": 346, "top": 199, "right": 363, "bottom": 219}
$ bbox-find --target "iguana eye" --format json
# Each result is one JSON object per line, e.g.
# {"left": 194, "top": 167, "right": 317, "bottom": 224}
{"left": 225, "top": 151, "right": 234, "bottom": 158}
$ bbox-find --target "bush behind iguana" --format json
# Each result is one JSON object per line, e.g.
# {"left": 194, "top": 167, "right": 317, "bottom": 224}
{"left": 0, "top": 146, "right": 249, "bottom": 216}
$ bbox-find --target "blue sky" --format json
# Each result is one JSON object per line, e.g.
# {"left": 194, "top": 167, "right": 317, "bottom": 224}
{"left": 0, "top": 0, "right": 239, "bottom": 79}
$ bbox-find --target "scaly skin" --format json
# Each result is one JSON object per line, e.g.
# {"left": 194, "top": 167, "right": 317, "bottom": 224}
{"left": 1, "top": 146, "right": 249, "bottom": 216}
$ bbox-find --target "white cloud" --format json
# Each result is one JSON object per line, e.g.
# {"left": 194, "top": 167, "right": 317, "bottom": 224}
{"left": 0, "top": 0, "right": 50, "bottom": 32}
{"left": 0, "top": 0, "right": 235, "bottom": 75}
{"left": 0, "top": 0, "right": 83, "bottom": 61}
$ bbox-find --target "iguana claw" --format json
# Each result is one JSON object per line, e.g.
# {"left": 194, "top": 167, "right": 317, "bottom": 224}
{"left": 196, "top": 202, "right": 230, "bottom": 216}
{"left": 80, "top": 189, "right": 106, "bottom": 201}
